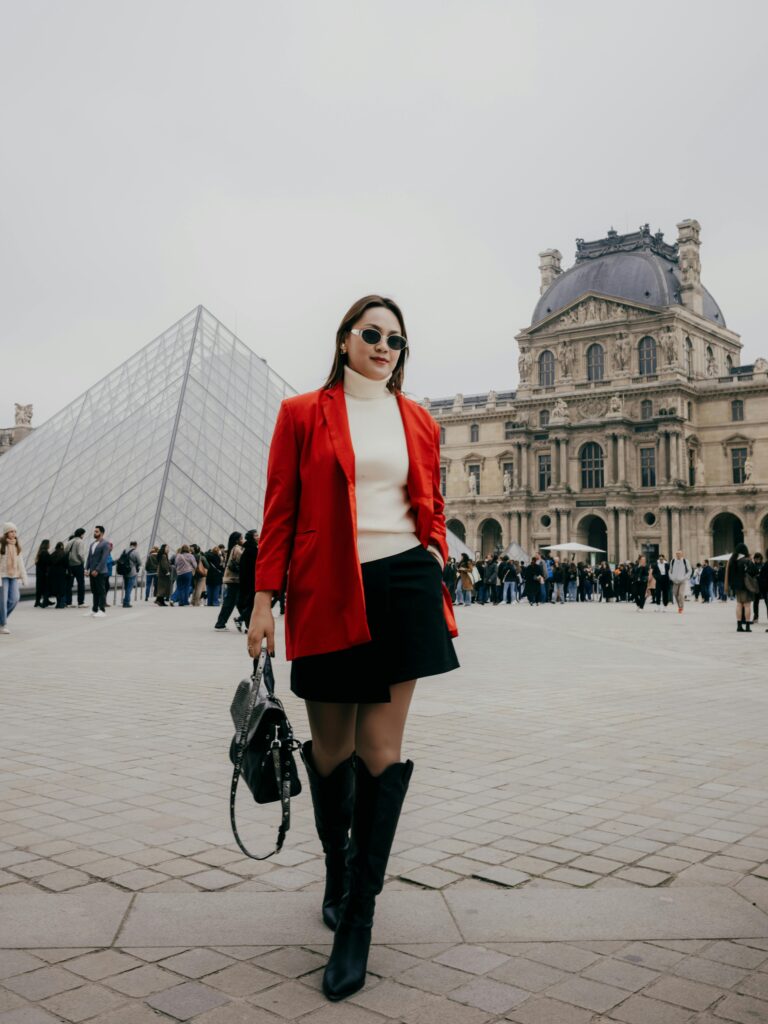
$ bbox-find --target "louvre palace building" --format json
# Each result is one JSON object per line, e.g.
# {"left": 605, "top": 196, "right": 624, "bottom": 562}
{"left": 428, "top": 220, "right": 768, "bottom": 563}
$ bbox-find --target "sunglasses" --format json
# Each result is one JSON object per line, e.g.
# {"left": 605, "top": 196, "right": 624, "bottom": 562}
{"left": 349, "top": 328, "right": 407, "bottom": 352}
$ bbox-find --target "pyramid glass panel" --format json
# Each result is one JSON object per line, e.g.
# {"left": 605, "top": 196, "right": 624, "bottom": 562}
{"left": 0, "top": 306, "right": 296, "bottom": 565}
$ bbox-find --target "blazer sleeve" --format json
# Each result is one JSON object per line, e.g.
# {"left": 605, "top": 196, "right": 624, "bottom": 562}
{"left": 426, "top": 418, "right": 448, "bottom": 567}
{"left": 255, "top": 400, "right": 301, "bottom": 594}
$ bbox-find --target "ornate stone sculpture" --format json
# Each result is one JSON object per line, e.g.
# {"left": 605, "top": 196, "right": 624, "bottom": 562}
{"left": 551, "top": 398, "right": 569, "bottom": 423}
{"left": 706, "top": 350, "right": 717, "bottom": 377}
{"left": 518, "top": 349, "right": 533, "bottom": 382}
{"left": 754, "top": 357, "right": 768, "bottom": 373}
{"left": 612, "top": 333, "right": 631, "bottom": 371}
{"left": 467, "top": 469, "right": 478, "bottom": 496}
{"left": 503, "top": 469, "right": 512, "bottom": 495}
{"left": 609, "top": 394, "right": 623, "bottom": 414}
{"left": 744, "top": 459, "right": 754, "bottom": 482}
{"left": 663, "top": 326, "right": 679, "bottom": 366}
{"left": 558, "top": 340, "right": 574, "bottom": 377}
{"left": 14, "top": 403, "right": 33, "bottom": 427}
{"left": 696, "top": 455, "right": 706, "bottom": 485}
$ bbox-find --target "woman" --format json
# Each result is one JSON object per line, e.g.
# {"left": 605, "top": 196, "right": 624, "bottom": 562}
{"left": 214, "top": 532, "right": 244, "bottom": 630}
{"left": 190, "top": 544, "right": 208, "bottom": 607}
{"left": 49, "top": 541, "right": 69, "bottom": 608}
{"left": 205, "top": 546, "right": 224, "bottom": 606}
{"left": 173, "top": 545, "right": 197, "bottom": 606}
{"left": 456, "top": 552, "right": 475, "bottom": 605}
{"left": 155, "top": 544, "right": 172, "bottom": 606}
{"left": 34, "top": 539, "right": 53, "bottom": 607}
{"left": 0, "top": 523, "right": 28, "bottom": 634}
{"left": 759, "top": 551, "right": 768, "bottom": 632}
{"left": 247, "top": 295, "right": 459, "bottom": 1002}
{"left": 237, "top": 530, "right": 259, "bottom": 628}
{"left": 632, "top": 555, "right": 649, "bottom": 610}
{"left": 724, "top": 543, "right": 759, "bottom": 633}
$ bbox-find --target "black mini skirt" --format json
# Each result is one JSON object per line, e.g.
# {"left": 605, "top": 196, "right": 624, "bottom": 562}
{"left": 290, "top": 543, "right": 460, "bottom": 704}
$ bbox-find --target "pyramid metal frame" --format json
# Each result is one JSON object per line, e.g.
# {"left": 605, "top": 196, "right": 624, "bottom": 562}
{"left": 0, "top": 305, "right": 296, "bottom": 560}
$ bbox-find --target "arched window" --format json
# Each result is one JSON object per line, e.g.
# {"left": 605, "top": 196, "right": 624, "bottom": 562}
{"left": 439, "top": 426, "right": 446, "bottom": 445}
{"left": 504, "top": 421, "right": 515, "bottom": 440}
{"left": 580, "top": 442, "right": 604, "bottom": 490}
{"left": 470, "top": 423, "right": 479, "bottom": 443}
{"left": 640, "top": 399, "right": 653, "bottom": 420}
{"left": 539, "top": 409, "right": 550, "bottom": 427}
{"left": 726, "top": 354, "right": 734, "bottom": 372}
{"left": 638, "top": 336, "right": 657, "bottom": 376}
{"left": 685, "top": 336, "right": 693, "bottom": 376}
{"left": 586, "top": 343, "right": 604, "bottom": 382}
{"left": 538, "top": 350, "right": 555, "bottom": 387}
{"left": 731, "top": 399, "right": 744, "bottom": 422}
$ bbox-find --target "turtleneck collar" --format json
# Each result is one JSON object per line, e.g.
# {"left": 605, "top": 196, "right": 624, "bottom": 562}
{"left": 343, "top": 363, "right": 393, "bottom": 400}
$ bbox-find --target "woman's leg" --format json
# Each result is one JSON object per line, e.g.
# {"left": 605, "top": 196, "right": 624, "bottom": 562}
{"left": 355, "top": 680, "right": 417, "bottom": 776}
{"left": 305, "top": 701, "right": 357, "bottom": 776}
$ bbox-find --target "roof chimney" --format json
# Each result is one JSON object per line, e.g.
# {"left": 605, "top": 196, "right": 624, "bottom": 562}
{"left": 538, "top": 249, "right": 562, "bottom": 295}
{"left": 676, "top": 219, "right": 703, "bottom": 316}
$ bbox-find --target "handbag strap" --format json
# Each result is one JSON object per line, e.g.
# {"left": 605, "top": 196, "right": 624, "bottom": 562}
{"left": 228, "top": 651, "right": 300, "bottom": 861}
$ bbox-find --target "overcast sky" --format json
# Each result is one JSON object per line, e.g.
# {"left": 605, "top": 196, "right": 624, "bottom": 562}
{"left": 2, "top": 0, "right": 767, "bottom": 425}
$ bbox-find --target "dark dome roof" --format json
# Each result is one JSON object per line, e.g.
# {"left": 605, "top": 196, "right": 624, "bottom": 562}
{"left": 532, "top": 246, "right": 725, "bottom": 327}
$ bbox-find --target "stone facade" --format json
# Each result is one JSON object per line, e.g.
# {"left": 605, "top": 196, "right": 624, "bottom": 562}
{"left": 428, "top": 221, "right": 768, "bottom": 563}
{"left": 0, "top": 404, "right": 34, "bottom": 457}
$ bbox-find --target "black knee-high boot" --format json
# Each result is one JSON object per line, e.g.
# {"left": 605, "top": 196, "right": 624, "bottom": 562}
{"left": 302, "top": 742, "right": 355, "bottom": 931}
{"left": 322, "top": 757, "right": 413, "bottom": 1002}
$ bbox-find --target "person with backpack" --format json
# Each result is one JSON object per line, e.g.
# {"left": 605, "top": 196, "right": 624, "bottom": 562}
{"left": 144, "top": 547, "right": 159, "bottom": 600}
{"left": 725, "top": 544, "right": 760, "bottom": 633}
{"left": 116, "top": 542, "right": 141, "bottom": 607}
{"left": 669, "top": 549, "right": 692, "bottom": 613}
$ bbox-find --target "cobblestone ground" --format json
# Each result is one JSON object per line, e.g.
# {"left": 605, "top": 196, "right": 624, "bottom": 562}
{"left": 2, "top": 595, "right": 768, "bottom": 1023}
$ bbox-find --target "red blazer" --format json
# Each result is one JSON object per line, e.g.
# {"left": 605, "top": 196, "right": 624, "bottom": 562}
{"left": 255, "top": 381, "right": 459, "bottom": 661}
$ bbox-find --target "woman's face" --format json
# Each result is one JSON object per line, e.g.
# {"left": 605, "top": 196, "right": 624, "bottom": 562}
{"left": 5, "top": 530, "right": 16, "bottom": 543}
{"left": 346, "top": 306, "right": 403, "bottom": 382}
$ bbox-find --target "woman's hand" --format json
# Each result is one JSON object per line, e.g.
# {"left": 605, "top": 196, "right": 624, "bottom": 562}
{"left": 247, "top": 592, "right": 276, "bottom": 658}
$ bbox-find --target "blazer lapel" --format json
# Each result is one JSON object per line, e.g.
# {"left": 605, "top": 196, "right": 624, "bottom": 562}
{"left": 396, "top": 392, "right": 429, "bottom": 504}
{"left": 321, "top": 384, "right": 355, "bottom": 486}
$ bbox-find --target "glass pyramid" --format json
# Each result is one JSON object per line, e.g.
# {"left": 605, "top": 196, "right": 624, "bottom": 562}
{"left": 0, "top": 306, "right": 296, "bottom": 560}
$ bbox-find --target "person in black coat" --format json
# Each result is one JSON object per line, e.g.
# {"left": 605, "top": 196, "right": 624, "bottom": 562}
{"left": 237, "top": 530, "right": 259, "bottom": 630}
{"left": 204, "top": 547, "right": 224, "bottom": 606}
{"left": 757, "top": 552, "right": 768, "bottom": 630}
{"left": 34, "top": 540, "right": 54, "bottom": 607}
{"left": 49, "top": 542, "right": 70, "bottom": 608}
{"left": 632, "top": 556, "right": 649, "bottom": 610}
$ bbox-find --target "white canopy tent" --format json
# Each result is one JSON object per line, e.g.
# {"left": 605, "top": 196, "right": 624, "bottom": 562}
{"left": 446, "top": 528, "right": 474, "bottom": 561}
{"left": 709, "top": 553, "right": 731, "bottom": 561}
{"left": 541, "top": 542, "right": 606, "bottom": 554}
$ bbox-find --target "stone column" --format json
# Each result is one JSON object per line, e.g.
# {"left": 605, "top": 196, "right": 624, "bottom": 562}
{"left": 505, "top": 511, "right": 512, "bottom": 549}
{"left": 520, "top": 511, "right": 530, "bottom": 553}
{"left": 670, "top": 432, "right": 679, "bottom": 483}
{"left": 552, "top": 440, "right": 561, "bottom": 487}
{"left": 658, "top": 437, "right": 668, "bottom": 486}
{"left": 671, "top": 507, "right": 682, "bottom": 554}
{"left": 617, "top": 434, "right": 627, "bottom": 485}
{"left": 520, "top": 444, "right": 529, "bottom": 490}
{"left": 617, "top": 507, "right": 630, "bottom": 562}
{"left": 560, "top": 508, "right": 570, "bottom": 543}
{"left": 560, "top": 437, "right": 568, "bottom": 489}
{"left": 605, "top": 434, "right": 615, "bottom": 486}
{"left": 513, "top": 445, "right": 521, "bottom": 490}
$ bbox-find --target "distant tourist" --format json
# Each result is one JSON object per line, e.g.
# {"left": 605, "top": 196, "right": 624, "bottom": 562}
{"left": 652, "top": 554, "right": 671, "bottom": 610}
{"left": 669, "top": 550, "right": 692, "bottom": 614}
{"left": 0, "top": 523, "right": 28, "bottom": 635}
{"left": 724, "top": 544, "right": 759, "bottom": 633}
{"left": 34, "top": 539, "right": 53, "bottom": 607}
{"left": 49, "top": 541, "right": 69, "bottom": 608}
{"left": 118, "top": 541, "right": 141, "bottom": 607}
{"left": 172, "top": 545, "right": 197, "bottom": 606}
{"left": 632, "top": 555, "right": 649, "bottom": 610}
{"left": 190, "top": 544, "right": 209, "bottom": 607}
{"left": 65, "top": 528, "right": 87, "bottom": 607}
{"left": 214, "top": 532, "right": 244, "bottom": 630}
{"left": 699, "top": 560, "right": 715, "bottom": 603}
{"left": 757, "top": 552, "right": 768, "bottom": 631}
{"left": 237, "top": 530, "right": 259, "bottom": 628}
{"left": 144, "top": 546, "right": 159, "bottom": 600}
{"left": 456, "top": 553, "right": 475, "bottom": 606}
{"left": 155, "top": 544, "right": 172, "bottom": 606}
{"left": 85, "top": 525, "right": 110, "bottom": 617}
{"left": 204, "top": 546, "right": 224, "bottom": 606}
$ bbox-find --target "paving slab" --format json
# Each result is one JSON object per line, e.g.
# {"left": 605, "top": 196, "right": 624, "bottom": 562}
{"left": 445, "top": 887, "right": 768, "bottom": 942}
{"left": 117, "top": 891, "right": 459, "bottom": 946}
{"left": 0, "top": 893, "right": 132, "bottom": 948}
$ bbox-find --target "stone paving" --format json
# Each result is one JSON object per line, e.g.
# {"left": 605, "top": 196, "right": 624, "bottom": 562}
{"left": 1, "top": 595, "right": 768, "bottom": 1022}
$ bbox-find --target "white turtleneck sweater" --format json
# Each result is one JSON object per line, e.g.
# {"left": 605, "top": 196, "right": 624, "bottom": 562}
{"left": 343, "top": 365, "right": 442, "bottom": 567}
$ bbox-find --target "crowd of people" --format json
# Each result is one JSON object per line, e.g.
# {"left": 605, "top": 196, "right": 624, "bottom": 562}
{"left": 440, "top": 548, "right": 768, "bottom": 628}
{"left": 0, "top": 521, "right": 287, "bottom": 636}
{"left": 2, "top": 519, "right": 767, "bottom": 636}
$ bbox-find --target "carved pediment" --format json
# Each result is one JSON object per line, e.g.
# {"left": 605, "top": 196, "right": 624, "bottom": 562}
{"left": 528, "top": 293, "right": 662, "bottom": 334}
{"left": 721, "top": 434, "right": 754, "bottom": 456}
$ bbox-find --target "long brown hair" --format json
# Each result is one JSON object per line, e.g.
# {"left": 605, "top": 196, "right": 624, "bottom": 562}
{"left": 0, "top": 532, "right": 21, "bottom": 556}
{"left": 322, "top": 295, "right": 409, "bottom": 394}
